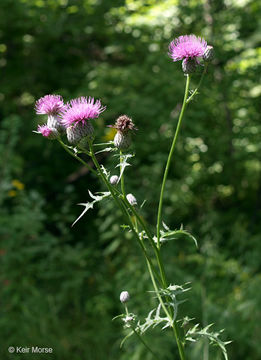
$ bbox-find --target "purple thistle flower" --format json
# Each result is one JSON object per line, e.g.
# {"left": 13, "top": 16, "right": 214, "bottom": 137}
{"left": 37, "top": 125, "right": 52, "bottom": 137}
{"left": 37, "top": 125, "right": 59, "bottom": 139}
{"left": 169, "top": 35, "right": 208, "bottom": 62}
{"left": 61, "top": 96, "right": 106, "bottom": 128}
{"left": 35, "top": 95, "right": 66, "bottom": 115}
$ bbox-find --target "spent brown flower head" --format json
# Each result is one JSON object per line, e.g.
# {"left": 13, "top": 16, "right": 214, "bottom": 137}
{"left": 109, "top": 115, "right": 137, "bottom": 133}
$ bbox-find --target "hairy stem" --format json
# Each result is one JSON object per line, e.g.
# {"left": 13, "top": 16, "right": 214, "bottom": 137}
{"left": 132, "top": 327, "right": 160, "bottom": 360}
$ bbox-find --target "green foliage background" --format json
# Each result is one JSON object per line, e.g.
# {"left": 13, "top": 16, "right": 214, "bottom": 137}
{"left": 0, "top": 0, "right": 261, "bottom": 359}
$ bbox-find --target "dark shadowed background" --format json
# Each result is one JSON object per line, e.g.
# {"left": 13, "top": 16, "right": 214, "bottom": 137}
{"left": 1, "top": 0, "right": 261, "bottom": 359}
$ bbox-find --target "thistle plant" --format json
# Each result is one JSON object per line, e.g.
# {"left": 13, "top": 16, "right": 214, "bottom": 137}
{"left": 34, "top": 34, "right": 230, "bottom": 359}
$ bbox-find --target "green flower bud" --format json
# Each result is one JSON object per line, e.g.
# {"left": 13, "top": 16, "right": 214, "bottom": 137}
{"left": 114, "top": 131, "right": 131, "bottom": 150}
{"left": 203, "top": 46, "right": 214, "bottom": 62}
{"left": 66, "top": 122, "right": 94, "bottom": 144}
{"left": 182, "top": 58, "right": 197, "bottom": 74}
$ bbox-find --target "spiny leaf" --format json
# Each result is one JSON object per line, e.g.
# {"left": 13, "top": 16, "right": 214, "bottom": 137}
{"left": 115, "top": 153, "right": 134, "bottom": 180}
{"left": 160, "top": 228, "right": 198, "bottom": 248}
{"left": 120, "top": 331, "right": 134, "bottom": 348}
{"left": 112, "top": 314, "right": 124, "bottom": 321}
{"left": 72, "top": 191, "right": 110, "bottom": 226}
{"left": 100, "top": 164, "right": 110, "bottom": 178}
{"left": 140, "top": 199, "right": 147, "bottom": 209}
{"left": 162, "top": 221, "right": 170, "bottom": 231}
{"left": 186, "top": 323, "right": 231, "bottom": 360}
{"left": 95, "top": 147, "right": 116, "bottom": 154}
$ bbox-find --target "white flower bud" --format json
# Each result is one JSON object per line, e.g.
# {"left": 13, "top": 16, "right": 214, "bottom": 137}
{"left": 110, "top": 175, "right": 119, "bottom": 185}
{"left": 120, "top": 291, "right": 130, "bottom": 303}
{"left": 126, "top": 193, "right": 137, "bottom": 206}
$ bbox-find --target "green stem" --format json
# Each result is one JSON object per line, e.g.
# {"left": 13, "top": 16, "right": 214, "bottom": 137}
{"left": 186, "top": 64, "right": 208, "bottom": 104}
{"left": 124, "top": 200, "right": 158, "bottom": 253}
{"left": 90, "top": 146, "right": 174, "bottom": 334}
{"left": 121, "top": 196, "right": 180, "bottom": 354}
{"left": 88, "top": 141, "right": 162, "bottom": 285}
{"left": 119, "top": 193, "right": 168, "bottom": 288}
{"left": 125, "top": 304, "right": 159, "bottom": 360}
{"left": 146, "top": 251, "right": 186, "bottom": 360}
{"left": 156, "top": 75, "right": 190, "bottom": 249}
{"left": 119, "top": 196, "right": 163, "bottom": 285}
{"left": 58, "top": 139, "right": 97, "bottom": 176}
{"left": 173, "top": 322, "right": 186, "bottom": 360}
{"left": 120, "top": 150, "right": 126, "bottom": 198}
{"left": 140, "top": 234, "right": 173, "bottom": 322}
{"left": 59, "top": 138, "right": 161, "bottom": 284}
{"left": 132, "top": 327, "right": 160, "bottom": 360}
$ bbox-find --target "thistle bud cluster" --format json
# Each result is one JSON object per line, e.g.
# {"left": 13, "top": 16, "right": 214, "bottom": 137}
{"left": 34, "top": 95, "right": 66, "bottom": 140}
{"left": 34, "top": 95, "right": 105, "bottom": 145}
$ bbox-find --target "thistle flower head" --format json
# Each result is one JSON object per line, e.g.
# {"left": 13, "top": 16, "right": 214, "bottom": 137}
{"left": 38, "top": 124, "right": 52, "bottom": 137}
{"left": 37, "top": 125, "right": 59, "bottom": 140}
{"left": 35, "top": 95, "right": 66, "bottom": 115}
{"left": 169, "top": 35, "right": 208, "bottom": 62}
{"left": 109, "top": 115, "right": 137, "bottom": 134}
{"left": 61, "top": 96, "right": 106, "bottom": 128}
